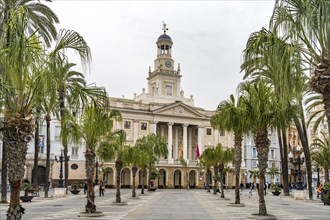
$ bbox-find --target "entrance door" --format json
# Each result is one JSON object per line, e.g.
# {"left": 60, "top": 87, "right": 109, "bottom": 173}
{"left": 158, "top": 169, "right": 166, "bottom": 188}
{"left": 189, "top": 170, "right": 196, "bottom": 188}
{"left": 38, "top": 166, "right": 46, "bottom": 187}
{"left": 121, "top": 168, "right": 131, "bottom": 188}
{"left": 174, "top": 170, "right": 181, "bottom": 188}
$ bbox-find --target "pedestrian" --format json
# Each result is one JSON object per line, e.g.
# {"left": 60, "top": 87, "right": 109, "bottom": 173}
{"left": 264, "top": 183, "right": 267, "bottom": 195}
{"left": 187, "top": 181, "right": 190, "bottom": 190}
{"left": 99, "top": 181, "right": 105, "bottom": 196}
{"left": 84, "top": 181, "right": 87, "bottom": 195}
{"left": 240, "top": 182, "right": 244, "bottom": 194}
{"left": 204, "top": 182, "right": 207, "bottom": 190}
{"left": 316, "top": 184, "right": 324, "bottom": 199}
{"left": 249, "top": 182, "right": 254, "bottom": 195}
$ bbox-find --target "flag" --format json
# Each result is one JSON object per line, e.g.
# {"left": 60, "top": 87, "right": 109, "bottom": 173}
{"left": 196, "top": 144, "right": 200, "bottom": 159}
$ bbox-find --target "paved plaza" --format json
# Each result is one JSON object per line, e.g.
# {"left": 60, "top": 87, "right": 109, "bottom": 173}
{"left": 0, "top": 189, "right": 329, "bottom": 220}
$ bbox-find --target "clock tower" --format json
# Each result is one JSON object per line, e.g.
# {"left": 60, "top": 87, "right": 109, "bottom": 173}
{"left": 147, "top": 23, "right": 182, "bottom": 98}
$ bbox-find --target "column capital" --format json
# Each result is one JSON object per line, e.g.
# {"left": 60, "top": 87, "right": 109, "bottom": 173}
{"left": 168, "top": 122, "right": 174, "bottom": 126}
{"left": 183, "top": 124, "right": 189, "bottom": 127}
{"left": 133, "top": 119, "right": 139, "bottom": 123}
{"left": 150, "top": 120, "right": 158, "bottom": 124}
{"left": 198, "top": 125, "right": 204, "bottom": 129}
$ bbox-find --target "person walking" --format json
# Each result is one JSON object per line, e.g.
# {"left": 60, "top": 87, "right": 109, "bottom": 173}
{"left": 99, "top": 181, "right": 105, "bottom": 196}
{"left": 240, "top": 182, "right": 244, "bottom": 194}
{"left": 249, "top": 182, "right": 254, "bottom": 195}
{"left": 84, "top": 181, "right": 87, "bottom": 195}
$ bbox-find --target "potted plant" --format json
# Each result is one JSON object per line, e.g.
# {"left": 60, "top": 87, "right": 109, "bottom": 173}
{"left": 321, "top": 182, "right": 330, "bottom": 205}
{"left": 20, "top": 182, "right": 34, "bottom": 202}
{"left": 271, "top": 184, "right": 281, "bottom": 196}
{"left": 70, "top": 182, "right": 81, "bottom": 195}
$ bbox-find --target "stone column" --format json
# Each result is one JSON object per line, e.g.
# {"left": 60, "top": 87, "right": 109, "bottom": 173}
{"left": 188, "top": 127, "right": 193, "bottom": 160}
{"left": 183, "top": 124, "right": 188, "bottom": 161}
{"left": 168, "top": 122, "right": 174, "bottom": 163}
{"left": 198, "top": 126, "right": 204, "bottom": 154}
{"left": 133, "top": 120, "right": 139, "bottom": 144}
{"left": 150, "top": 121, "right": 157, "bottom": 134}
{"left": 160, "top": 125, "right": 165, "bottom": 138}
{"left": 174, "top": 127, "right": 179, "bottom": 160}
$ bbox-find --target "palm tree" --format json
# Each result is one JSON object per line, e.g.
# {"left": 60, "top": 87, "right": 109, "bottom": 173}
{"left": 126, "top": 145, "right": 148, "bottom": 197}
{"left": 239, "top": 80, "right": 277, "bottom": 215}
{"left": 0, "top": 0, "right": 58, "bottom": 211}
{"left": 249, "top": 169, "right": 260, "bottom": 186}
{"left": 47, "top": 29, "right": 96, "bottom": 190}
{"left": 216, "top": 145, "right": 234, "bottom": 198}
{"left": 0, "top": 7, "right": 49, "bottom": 218}
{"left": 240, "top": 27, "right": 309, "bottom": 197}
{"left": 310, "top": 132, "right": 330, "bottom": 183}
{"left": 135, "top": 134, "right": 168, "bottom": 191}
{"left": 70, "top": 103, "right": 121, "bottom": 212}
{"left": 271, "top": 0, "right": 330, "bottom": 138}
{"left": 211, "top": 94, "right": 248, "bottom": 203}
{"left": 267, "top": 162, "right": 280, "bottom": 184}
{"left": 199, "top": 148, "right": 214, "bottom": 193}
{"left": 39, "top": 72, "right": 59, "bottom": 198}
{"left": 98, "top": 130, "right": 130, "bottom": 203}
{"left": 0, "top": 0, "right": 59, "bottom": 47}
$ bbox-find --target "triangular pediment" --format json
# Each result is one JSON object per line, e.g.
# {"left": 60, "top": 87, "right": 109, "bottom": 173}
{"left": 152, "top": 101, "right": 205, "bottom": 119}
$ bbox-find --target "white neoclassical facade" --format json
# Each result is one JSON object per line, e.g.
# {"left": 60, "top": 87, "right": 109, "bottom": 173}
{"left": 103, "top": 27, "right": 241, "bottom": 189}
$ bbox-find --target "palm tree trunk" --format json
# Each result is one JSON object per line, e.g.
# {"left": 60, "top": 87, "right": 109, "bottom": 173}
{"left": 147, "top": 163, "right": 151, "bottom": 191}
{"left": 4, "top": 116, "right": 34, "bottom": 219}
{"left": 206, "top": 169, "right": 211, "bottom": 192}
{"left": 255, "top": 130, "right": 269, "bottom": 216}
{"left": 213, "top": 164, "right": 219, "bottom": 195}
{"left": 234, "top": 134, "right": 243, "bottom": 204}
{"left": 85, "top": 150, "right": 96, "bottom": 213}
{"left": 44, "top": 116, "right": 51, "bottom": 198}
{"left": 281, "top": 128, "right": 289, "bottom": 196}
{"left": 141, "top": 167, "right": 146, "bottom": 194}
{"left": 1, "top": 141, "right": 8, "bottom": 204}
{"left": 293, "top": 115, "right": 313, "bottom": 200}
{"left": 132, "top": 166, "right": 137, "bottom": 198}
{"left": 219, "top": 167, "right": 225, "bottom": 198}
{"left": 32, "top": 116, "right": 39, "bottom": 189}
{"left": 115, "top": 160, "right": 122, "bottom": 203}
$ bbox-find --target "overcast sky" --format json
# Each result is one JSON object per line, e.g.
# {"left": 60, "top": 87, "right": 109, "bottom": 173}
{"left": 49, "top": 0, "right": 275, "bottom": 110}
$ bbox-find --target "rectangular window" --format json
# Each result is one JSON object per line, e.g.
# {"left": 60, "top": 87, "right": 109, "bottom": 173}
{"left": 141, "top": 122, "right": 147, "bottom": 130}
{"left": 252, "top": 147, "right": 257, "bottom": 158}
{"left": 38, "top": 136, "right": 45, "bottom": 154}
{"left": 39, "top": 125, "right": 46, "bottom": 136}
{"left": 55, "top": 126, "right": 61, "bottom": 141}
{"left": 71, "top": 146, "right": 79, "bottom": 159}
{"left": 124, "top": 121, "right": 131, "bottom": 129}
{"left": 220, "top": 130, "right": 225, "bottom": 136}
{"left": 206, "top": 128, "right": 212, "bottom": 135}
{"left": 166, "top": 85, "right": 172, "bottom": 96}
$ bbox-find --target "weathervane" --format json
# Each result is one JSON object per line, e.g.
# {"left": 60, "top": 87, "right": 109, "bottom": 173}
{"left": 162, "top": 21, "right": 168, "bottom": 34}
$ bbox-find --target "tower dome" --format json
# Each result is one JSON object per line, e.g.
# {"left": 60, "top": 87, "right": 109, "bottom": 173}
{"left": 157, "top": 33, "right": 172, "bottom": 43}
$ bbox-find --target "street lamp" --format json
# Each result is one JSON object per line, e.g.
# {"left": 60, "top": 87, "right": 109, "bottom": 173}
{"left": 95, "top": 158, "right": 99, "bottom": 185}
{"left": 288, "top": 145, "right": 305, "bottom": 190}
{"left": 55, "top": 149, "right": 70, "bottom": 188}
{"left": 55, "top": 150, "right": 64, "bottom": 188}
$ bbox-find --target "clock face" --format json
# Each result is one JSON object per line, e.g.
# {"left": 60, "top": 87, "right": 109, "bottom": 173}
{"left": 165, "top": 61, "right": 172, "bottom": 68}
